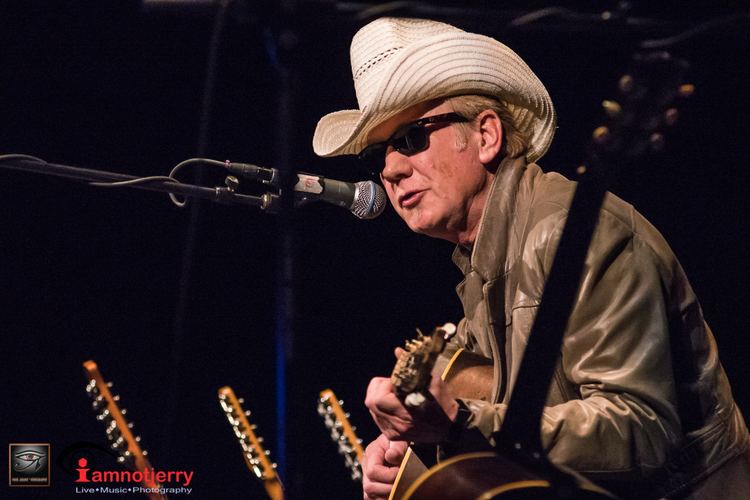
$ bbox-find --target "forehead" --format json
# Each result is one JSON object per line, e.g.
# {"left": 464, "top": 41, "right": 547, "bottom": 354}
{"left": 368, "top": 99, "right": 450, "bottom": 144}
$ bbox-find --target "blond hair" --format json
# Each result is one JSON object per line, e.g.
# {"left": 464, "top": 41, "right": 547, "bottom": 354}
{"left": 447, "top": 95, "right": 529, "bottom": 159}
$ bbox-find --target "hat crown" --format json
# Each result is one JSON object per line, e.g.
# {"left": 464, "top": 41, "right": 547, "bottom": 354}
{"left": 350, "top": 18, "right": 462, "bottom": 109}
{"left": 313, "top": 17, "right": 556, "bottom": 163}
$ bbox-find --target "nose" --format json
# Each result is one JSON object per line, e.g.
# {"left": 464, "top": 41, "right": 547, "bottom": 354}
{"left": 380, "top": 149, "right": 413, "bottom": 184}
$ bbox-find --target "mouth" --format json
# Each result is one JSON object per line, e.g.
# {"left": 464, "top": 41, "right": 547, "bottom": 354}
{"left": 398, "top": 189, "right": 426, "bottom": 208}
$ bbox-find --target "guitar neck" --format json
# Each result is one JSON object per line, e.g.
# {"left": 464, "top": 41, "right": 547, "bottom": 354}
{"left": 317, "top": 389, "right": 365, "bottom": 481}
{"left": 218, "top": 386, "right": 284, "bottom": 500}
{"left": 83, "top": 360, "right": 164, "bottom": 500}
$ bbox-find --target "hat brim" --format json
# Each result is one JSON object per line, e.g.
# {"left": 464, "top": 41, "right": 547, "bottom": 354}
{"left": 313, "top": 32, "right": 556, "bottom": 163}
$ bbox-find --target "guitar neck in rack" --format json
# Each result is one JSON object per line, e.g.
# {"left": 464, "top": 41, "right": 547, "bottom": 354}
{"left": 83, "top": 360, "right": 164, "bottom": 500}
{"left": 218, "top": 386, "right": 284, "bottom": 500}
{"left": 317, "top": 388, "right": 365, "bottom": 481}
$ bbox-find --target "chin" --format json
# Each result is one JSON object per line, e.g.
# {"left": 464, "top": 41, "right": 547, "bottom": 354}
{"left": 406, "top": 218, "right": 442, "bottom": 239}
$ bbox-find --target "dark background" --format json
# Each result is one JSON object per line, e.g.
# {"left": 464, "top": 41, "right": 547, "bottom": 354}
{"left": 1, "top": 1, "right": 748, "bottom": 498}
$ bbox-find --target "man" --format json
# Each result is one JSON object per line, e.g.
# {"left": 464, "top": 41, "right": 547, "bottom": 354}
{"left": 312, "top": 17, "right": 750, "bottom": 499}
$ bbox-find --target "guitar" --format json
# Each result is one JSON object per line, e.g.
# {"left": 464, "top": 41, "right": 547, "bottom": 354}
{"left": 387, "top": 323, "right": 468, "bottom": 500}
{"left": 386, "top": 323, "right": 614, "bottom": 498}
{"left": 218, "top": 386, "right": 284, "bottom": 500}
{"left": 83, "top": 360, "right": 165, "bottom": 500}
{"left": 391, "top": 51, "right": 692, "bottom": 499}
{"left": 317, "top": 388, "right": 365, "bottom": 481}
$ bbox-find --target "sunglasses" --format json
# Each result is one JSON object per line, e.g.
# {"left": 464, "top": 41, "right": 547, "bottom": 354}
{"left": 358, "top": 112, "right": 469, "bottom": 174}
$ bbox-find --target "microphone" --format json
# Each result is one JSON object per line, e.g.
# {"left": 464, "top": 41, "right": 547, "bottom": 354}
{"left": 224, "top": 162, "right": 387, "bottom": 220}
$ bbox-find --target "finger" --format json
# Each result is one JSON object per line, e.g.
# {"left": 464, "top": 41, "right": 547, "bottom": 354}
{"left": 394, "top": 346, "right": 405, "bottom": 358}
{"left": 362, "top": 436, "right": 400, "bottom": 499}
{"left": 384, "top": 440, "right": 407, "bottom": 465}
{"left": 363, "top": 478, "right": 394, "bottom": 500}
{"left": 365, "top": 460, "right": 400, "bottom": 484}
{"left": 365, "top": 377, "right": 395, "bottom": 409}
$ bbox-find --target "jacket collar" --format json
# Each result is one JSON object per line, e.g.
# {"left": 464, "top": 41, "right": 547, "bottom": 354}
{"left": 452, "top": 156, "right": 530, "bottom": 281}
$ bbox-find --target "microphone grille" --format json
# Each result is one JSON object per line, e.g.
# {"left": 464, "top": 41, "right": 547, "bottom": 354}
{"left": 352, "top": 181, "right": 387, "bottom": 219}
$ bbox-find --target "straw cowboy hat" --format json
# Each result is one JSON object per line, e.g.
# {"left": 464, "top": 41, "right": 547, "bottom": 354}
{"left": 312, "top": 17, "right": 557, "bottom": 163}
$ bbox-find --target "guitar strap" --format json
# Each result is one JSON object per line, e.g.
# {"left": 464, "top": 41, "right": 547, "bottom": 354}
{"left": 493, "top": 158, "right": 608, "bottom": 479}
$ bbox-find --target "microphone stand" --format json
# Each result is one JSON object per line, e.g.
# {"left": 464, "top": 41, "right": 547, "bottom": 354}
{"left": 0, "top": 155, "right": 281, "bottom": 212}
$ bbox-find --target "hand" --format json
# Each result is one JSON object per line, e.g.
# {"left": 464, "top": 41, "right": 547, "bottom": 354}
{"left": 362, "top": 434, "right": 407, "bottom": 500}
{"left": 365, "top": 349, "right": 459, "bottom": 443}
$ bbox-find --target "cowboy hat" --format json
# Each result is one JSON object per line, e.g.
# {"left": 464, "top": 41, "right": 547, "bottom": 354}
{"left": 312, "top": 17, "right": 557, "bottom": 163}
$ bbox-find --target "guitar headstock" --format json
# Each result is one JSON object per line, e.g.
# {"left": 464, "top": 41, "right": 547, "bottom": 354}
{"left": 82, "top": 360, "right": 162, "bottom": 497}
{"left": 317, "top": 389, "right": 365, "bottom": 481}
{"left": 583, "top": 50, "right": 692, "bottom": 175}
{"left": 390, "top": 322, "right": 456, "bottom": 402}
{"left": 217, "top": 386, "right": 283, "bottom": 500}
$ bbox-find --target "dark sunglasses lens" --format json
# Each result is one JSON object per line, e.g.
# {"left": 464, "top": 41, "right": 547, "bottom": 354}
{"left": 359, "top": 144, "right": 386, "bottom": 173}
{"left": 394, "top": 124, "right": 429, "bottom": 155}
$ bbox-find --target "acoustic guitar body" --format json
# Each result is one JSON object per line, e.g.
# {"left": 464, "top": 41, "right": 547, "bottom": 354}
{"left": 403, "top": 452, "right": 614, "bottom": 500}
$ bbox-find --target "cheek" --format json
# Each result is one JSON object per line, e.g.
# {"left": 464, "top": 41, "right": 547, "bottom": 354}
{"left": 384, "top": 184, "right": 398, "bottom": 206}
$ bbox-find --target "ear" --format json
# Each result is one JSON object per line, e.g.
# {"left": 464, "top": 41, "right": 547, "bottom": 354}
{"left": 476, "top": 109, "right": 503, "bottom": 165}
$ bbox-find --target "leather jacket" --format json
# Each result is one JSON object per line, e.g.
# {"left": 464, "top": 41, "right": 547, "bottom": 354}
{"left": 443, "top": 156, "right": 750, "bottom": 498}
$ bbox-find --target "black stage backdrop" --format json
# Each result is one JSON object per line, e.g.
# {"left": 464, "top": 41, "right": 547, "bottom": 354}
{"left": 1, "top": 1, "right": 748, "bottom": 499}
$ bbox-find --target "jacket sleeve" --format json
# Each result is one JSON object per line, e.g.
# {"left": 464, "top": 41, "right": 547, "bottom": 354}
{"left": 460, "top": 205, "right": 684, "bottom": 478}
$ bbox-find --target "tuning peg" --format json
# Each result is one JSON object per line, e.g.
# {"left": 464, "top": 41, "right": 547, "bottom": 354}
{"left": 142, "top": 450, "right": 149, "bottom": 456}
{"left": 664, "top": 108, "right": 679, "bottom": 126}
{"left": 257, "top": 437, "right": 264, "bottom": 443}
{"left": 86, "top": 380, "right": 96, "bottom": 393}
{"left": 96, "top": 409, "right": 111, "bottom": 421}
{"left": 238, "top": 398, "right": 245, "bottom": 404}
{"left": 91, "top": 395, "right": 105, "bottom": 410}
{"left": 120, "top": 408, "right": 127, "bottom": 416}
{"left": 245, "top": 410, "right": 251, "bottom": 417}
{"left": 127, "top": 422, "right": 134, "bottom": 429}
{"left": 107, "top": 382, "right": 113, "bottom": 388}
{"left": 134, "top": 436, "right": 141, "bottom": 443}
{"left": 678, "top": 83, "right": 695, "bottom": 98}
{"left": 592, "top": 126, "right": 611, "bottom": 145}
{"left": 618, "top": 74, "right": 634, "bottom": 94}
{"left": 649, "top": 132, "right": 666, "bottom": 151}
{"left": 601, "top": 100, "right": 622, "bottom": 118}
{"left": 271, "top": 463, "right": 278, "bottom": 469}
